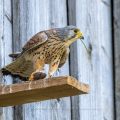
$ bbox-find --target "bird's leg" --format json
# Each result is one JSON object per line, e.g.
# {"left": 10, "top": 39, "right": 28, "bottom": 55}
{"left": 29, "top": 59, "right": 45, "bottom": 81}
{"left": 48, "top": 58, "right": 60, "bottom": 78}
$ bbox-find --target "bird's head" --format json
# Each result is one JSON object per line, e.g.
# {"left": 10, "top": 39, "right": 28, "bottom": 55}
{"left": 60, "top": 26, "right": 88, "bottom": 52}
{"left": 63, "top": 25, "right": 84, "bottom": 40}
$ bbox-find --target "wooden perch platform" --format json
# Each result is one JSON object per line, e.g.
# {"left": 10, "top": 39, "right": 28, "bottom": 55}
{"left": 0, "top": 76, "right": 89, "bottom": 107}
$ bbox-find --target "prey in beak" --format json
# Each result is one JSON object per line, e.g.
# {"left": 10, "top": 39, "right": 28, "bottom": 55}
{"left": 74, "top": 29, "right": 89, "bottom": 53}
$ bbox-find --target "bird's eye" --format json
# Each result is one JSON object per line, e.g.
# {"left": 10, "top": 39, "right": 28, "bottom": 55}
{"left": 74, "top": 29, "right": 79, "bottom": 33}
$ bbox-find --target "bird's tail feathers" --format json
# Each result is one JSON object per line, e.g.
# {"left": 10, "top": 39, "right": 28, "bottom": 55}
{"left": 1, "top": 57, "right": 34, "bottom": 81}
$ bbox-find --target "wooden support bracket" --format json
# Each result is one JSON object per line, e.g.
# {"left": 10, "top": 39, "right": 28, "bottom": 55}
{"left": 0, "top": 76, "right": 90, "bottom": 107}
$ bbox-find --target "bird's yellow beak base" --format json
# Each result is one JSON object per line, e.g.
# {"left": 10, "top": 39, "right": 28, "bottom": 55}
{"left": 76, "top": 31, "right": 84, "bottom": 39}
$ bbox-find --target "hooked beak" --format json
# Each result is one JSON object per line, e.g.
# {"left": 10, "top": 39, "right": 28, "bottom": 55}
{"left": 76, "top": 31, "right": 89, "bottom": 52}
{"left": 80, "top": 36, "right": 84, "bottom": 40}
{"left": 76, "top": 31, "right": 84, "bottom": 40}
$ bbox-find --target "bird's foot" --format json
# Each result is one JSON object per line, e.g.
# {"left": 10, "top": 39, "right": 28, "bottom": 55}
{"left": 29, "top": 69, "right": 46, "bottom": 81}
{"left": 33, "top": 72, "right": 46, "bottom": 80}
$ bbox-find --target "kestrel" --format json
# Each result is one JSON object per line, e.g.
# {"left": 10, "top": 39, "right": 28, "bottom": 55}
{"left": 1, "top": 26, "right": 84, "bottom": 81}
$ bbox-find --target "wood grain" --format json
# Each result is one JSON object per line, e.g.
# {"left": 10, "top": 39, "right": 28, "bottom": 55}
{"left": 12, "top": 0, "right": 71, "bottom": 120}
{"left": 49, "top": 1, "right": 71, "bottom": 120}
{"left": 67, "top": 1, "right": 80, "bottom": 120}
{"left": 0, "top": 76, "right": 89, "bottom": 107}
{"left": 0, "top": 0, "right": 13, "bottom": 120}
{"left": 0, "top": 0, "right": 114, "bottom": 119}
{"left": 12, "top": 0, "right": 24, "bottom": 119}
{"left": 114, "top": 0, "right": 120, "bottom": 119}
{"left": 68, "top": 0, "right": 114, "bottom": 120}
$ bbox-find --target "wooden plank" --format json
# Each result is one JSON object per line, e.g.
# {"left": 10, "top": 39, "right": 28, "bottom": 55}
{"left": 21, "top": 0, "right": 51, "bottom": 119}
{"left": 49, "top": 1, "right": 72, "bottom": 120}
{"left": 12, "top": 0, "right": 26, "bottom": 119}
{"left": 0, "top": 0, "right": 4, "bottom": 83}
{"left": 0, "top": 0, "right": 13, "bottom": 120}
{"left": 12, "top": 1, "right": 70, "bottom": 120}
{"left": 0, "top": 0, "right": 4, "bottom": 119}
{"left": 67, "top": 1, "right": 80, "bottom": 120}
{"left": 12, "top": 0, "right": 51, "bottom": 119}
{"left": 113, "top": 0, "right": 120, "bottom": 119}
{"left": 68, "top": 0, "right": 114, "bottom": 120}
{"left": 0, "top": 76, "right": 89, "bottom": 107}
{"left": 3, "top": 0, "right": 13, "bottom": 118}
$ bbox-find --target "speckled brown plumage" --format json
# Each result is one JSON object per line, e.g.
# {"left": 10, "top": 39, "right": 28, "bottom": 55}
{"left": 1, "top": 26, "right": 84, "bottom": 81}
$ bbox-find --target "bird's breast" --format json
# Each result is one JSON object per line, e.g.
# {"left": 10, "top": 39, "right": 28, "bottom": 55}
{"left": 44, "top": 41, "right": 66, "bottom": 64}
{"left": 26, "top": 40, "right": 66, "bottom": 64}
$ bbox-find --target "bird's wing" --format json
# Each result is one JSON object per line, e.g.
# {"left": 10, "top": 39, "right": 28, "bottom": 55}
{"left": 9, "top": 28, "right": 69, "bottom": 58}
{"left": 58, "top": 48, "right": 69, "bottom": 68}
{"left": 22, "top": 28, "right": 64, "bottom": 52}
{"left": 22, "top": 31, "right": 48, "bottom": 52}
{"left": 8, "top": 31, "right": 49, "bottom": 59}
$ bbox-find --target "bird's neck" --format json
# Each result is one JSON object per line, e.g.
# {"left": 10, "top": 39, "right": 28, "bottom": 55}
{"left": 64, "top": 36, "right": 78, "bottom": 47}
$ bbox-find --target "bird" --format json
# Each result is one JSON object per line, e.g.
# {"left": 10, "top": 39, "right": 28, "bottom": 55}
{"left": 0, "top": 26, "right": 84, "bottom": 81}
